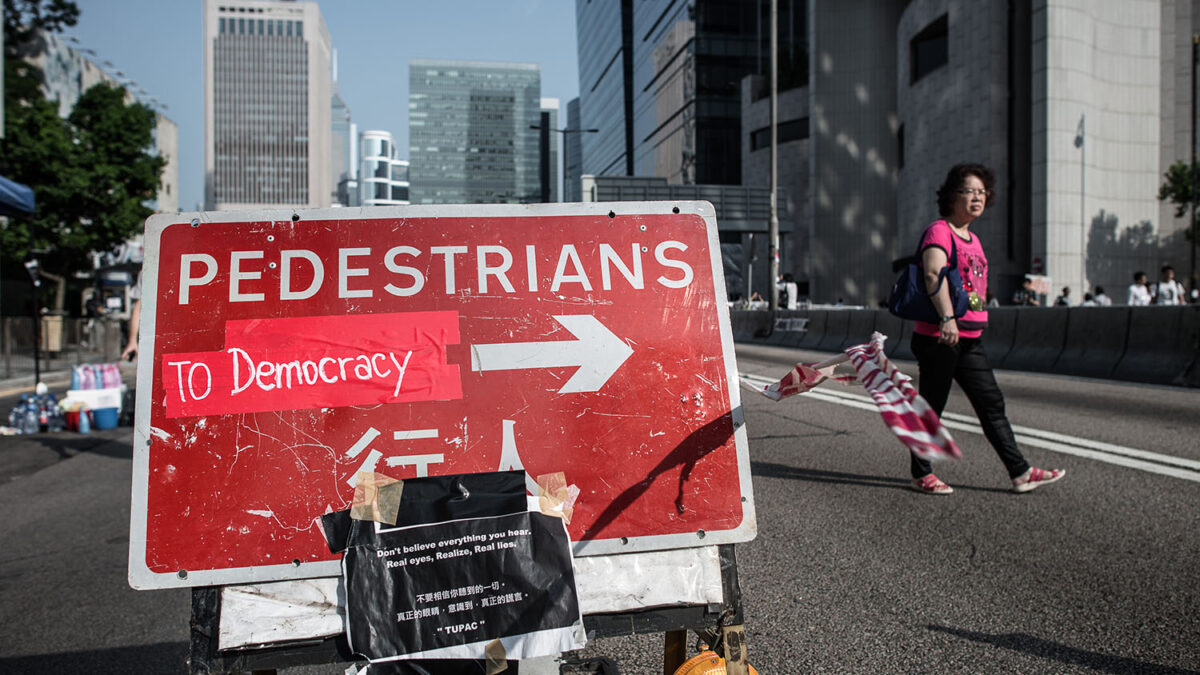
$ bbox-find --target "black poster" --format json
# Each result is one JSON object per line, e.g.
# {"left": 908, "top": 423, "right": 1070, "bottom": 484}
{"left": 342, "top": 509, "right": 584, "bottom": 662}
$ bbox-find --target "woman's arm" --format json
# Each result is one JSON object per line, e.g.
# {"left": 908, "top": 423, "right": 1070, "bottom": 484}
{"left": 921, "top": 246, "right": 959, "bottom": 345}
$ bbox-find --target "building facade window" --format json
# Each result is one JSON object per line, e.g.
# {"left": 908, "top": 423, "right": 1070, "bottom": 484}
{"left": 750, "top": 118, "right": 809, "bottom": 151}
{"left": 910, "top": 14, "right": 948, "bottom": 84}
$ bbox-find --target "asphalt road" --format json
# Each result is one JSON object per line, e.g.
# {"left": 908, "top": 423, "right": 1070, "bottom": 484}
{"left": 0, "top": 344, "right": 1198, "bottom": 674}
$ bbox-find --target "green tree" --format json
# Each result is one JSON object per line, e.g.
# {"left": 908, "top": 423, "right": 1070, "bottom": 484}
{"left": 3, "top": 0, "right": 79, "bottom": 48}
{"left": 2, "top": 0, "right": 164, "bottom": 310}
{"left": 1158, "top": 160, "right": 1200, "bottom": 241}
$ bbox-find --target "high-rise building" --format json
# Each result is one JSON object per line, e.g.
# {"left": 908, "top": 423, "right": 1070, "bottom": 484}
{"left": 576, "top": 0, "right": 806, "bottom": 185}
{"left": 331, "top": 50, "right": 357, "bottom": 207}
{"left": 735, "top": 0, "right": 1200, "bottom": 306}
{"left": 575, "top": 0, "right": 633, "bottom": 178}
{"left": 203, "top": 0, "right": 332, "bottom": 210}
{"left": 538, "top": 98, "right": 561, "bottom": 202}
{"left": 408, "top": 58, "right": 541, "bottom": 204}
{"left": 564, "top": 97, "right": 583, "bottom": 202}
{"left": 359, "top": 130, "right": 410, "bottom": 207}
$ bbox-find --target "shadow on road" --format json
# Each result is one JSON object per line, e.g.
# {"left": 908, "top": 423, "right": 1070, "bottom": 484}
{"left": 0, "top": 641, "right": 188, "bottom": 675}
{"left": 751, "top": 461, "right": 1011, "bottom": 494}
{"left": 13, "top": 432, "right": 132, "bottom": 461}
{"left": 928, "top": 625, "right": 1200, "bottom": 675}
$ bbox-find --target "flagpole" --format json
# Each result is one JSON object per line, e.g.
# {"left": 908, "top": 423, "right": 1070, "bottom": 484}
{"left": 1078, "top": 113, "right": 1086, "bottom": 298}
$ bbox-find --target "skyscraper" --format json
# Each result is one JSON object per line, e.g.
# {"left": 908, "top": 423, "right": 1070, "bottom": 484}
{"left": 575, "top": 0, "right": 806, "bottom": 185}
{"left": 331, "top": 49, "right": 357, "bottom": 207}
{"left": 408, "top": 59, "right": 541, "bottom": 204}
{"left": 564, "top": 97, "right": 583, "bottom": 202}
{"left": 539, "top": 97, "right": 561, "bottom": 203}
{"left": 203, "top": 0, "right": 332, "bottom": 210}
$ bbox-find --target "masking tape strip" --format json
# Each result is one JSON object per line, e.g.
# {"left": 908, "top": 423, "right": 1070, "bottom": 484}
{"left": 485, "top": 638, "right": 508, "bottom": 674}
{"left": 536, "top": 472, "right": 579, "bottom": 525}
{"left": 350, "top": 472, "right": 404, "bottom": 525}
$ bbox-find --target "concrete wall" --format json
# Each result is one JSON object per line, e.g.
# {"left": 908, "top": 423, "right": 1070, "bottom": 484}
{"left": 1157, "top": 0, "right": 1200, "bottom": 287}
{"left": 1033, "top": 0, "right": 1162, "bottom": 302}
{"left": 742, "top": 75, "right": 811, "bottom": 293}
{"left": 731, "top": 306, "right": 1200, "bottom": 387}
{"left": 809, "top": 0, "right": 906, "bottom": 306}
{"left": 897, "top": 0, "right": 1021, "bottom": 298}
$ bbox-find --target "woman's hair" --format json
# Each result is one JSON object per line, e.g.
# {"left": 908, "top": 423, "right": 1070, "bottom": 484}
{"left": 936, "top": 163, "right": 996, "bottom": 218}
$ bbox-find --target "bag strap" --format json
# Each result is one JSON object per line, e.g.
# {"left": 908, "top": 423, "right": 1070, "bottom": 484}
{"left": 913, "top": 221, "right": 960, "bottom": 264}
{"left": 917, "top": 221, "right": 960, "bottom": 298}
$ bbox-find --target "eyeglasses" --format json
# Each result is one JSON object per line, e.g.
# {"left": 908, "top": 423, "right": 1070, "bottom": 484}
{"left": 957, "top": 188, "right": 990, "bottom": 197}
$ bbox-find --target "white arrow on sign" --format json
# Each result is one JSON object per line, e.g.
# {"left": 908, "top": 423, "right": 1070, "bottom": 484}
{"left": 470, "top": 315, "right": 634, "bottom": 393}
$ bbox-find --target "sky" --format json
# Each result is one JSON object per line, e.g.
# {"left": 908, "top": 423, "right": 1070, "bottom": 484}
{"left": 63, "top": 0, "right": 581, "bottom": 212}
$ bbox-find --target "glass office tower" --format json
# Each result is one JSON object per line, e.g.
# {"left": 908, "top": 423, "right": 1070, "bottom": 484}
{"left": 539, "top": 98, "right": 561, "bottom": 203}
{"left": 576, "top": 0, "right": 806, "bottom": 185}
{"left": 564, "top": 97, "right": 584, "bottom": 202}
{"left": 331, "top": 88, "right": 356, "bottom": 206}
{"left": 575, "top": 0, "right": 634, "bottom": 178}
{"left": 408, "top": 59, "right": 541, "bottom": 204}
{"left": 203, "top": 0, "right": 332, "bottom": 210}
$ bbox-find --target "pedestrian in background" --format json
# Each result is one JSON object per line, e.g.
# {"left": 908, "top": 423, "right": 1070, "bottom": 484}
{"left": 1151, "top": 265, "right": 1187, "bottom": 305}
{"left": 1054, "top": 286, "right": 1071, "bottom": 306}
{"left": 907, "top": 163, "right": 1065, "bottom": 495}
{"left": 121, "top": 271, "right": 142, "bottom": 361}
{"left": 1092, "top": 286, "right": 1112, "bottom": 306}
{"left": 1012, "top": 277, "right": 1040, "bottom": 306}
{"left": 776, "top": 273, "right": 799, "bottom": 310}
{"left": 1128, "top": 271, "right": 1151, "bottom": 306}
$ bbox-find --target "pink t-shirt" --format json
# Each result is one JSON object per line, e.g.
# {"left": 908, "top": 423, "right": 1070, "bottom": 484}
{"left": 912, "top": 220, "right": 989, "bottom": 339}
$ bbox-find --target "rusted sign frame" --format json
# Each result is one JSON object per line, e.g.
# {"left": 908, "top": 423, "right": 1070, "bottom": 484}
{"left": 188, "top": 545, "right": 746, "bottom": 674}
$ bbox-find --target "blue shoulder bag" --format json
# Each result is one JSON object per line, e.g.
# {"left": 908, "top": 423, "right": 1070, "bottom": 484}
{"left": 887, "top": 225, "right": 970, "bottom": 324}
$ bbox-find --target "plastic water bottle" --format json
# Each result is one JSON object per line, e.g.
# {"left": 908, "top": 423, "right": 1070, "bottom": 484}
{"left": 22, "top": 406, "right": 39, "bottom": 435}
{"left": 77, "top": 409, "right": 91, "bottom": 434}
{"left": 48, "top": 407, "right": 64, "bottom": 433}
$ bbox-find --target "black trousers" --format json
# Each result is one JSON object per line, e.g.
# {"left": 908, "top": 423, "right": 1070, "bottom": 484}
{"left": 909, "top": 333, "right": 1031, "bottom": 480}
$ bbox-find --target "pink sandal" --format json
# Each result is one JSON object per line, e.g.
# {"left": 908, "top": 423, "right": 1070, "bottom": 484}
{"left": 912, "top": 474, "right": 953, "bottom": 495}
{"left": 1012, "top": 467, "right": 1065, "bottom": 493}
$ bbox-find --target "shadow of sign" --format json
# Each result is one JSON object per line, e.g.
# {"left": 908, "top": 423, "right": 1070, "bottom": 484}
{"left": 582, "top": 410, "right": 739, "bottom": 541}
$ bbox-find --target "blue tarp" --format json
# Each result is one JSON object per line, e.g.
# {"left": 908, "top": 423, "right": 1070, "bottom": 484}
{"left": 0, "top": 174, "right": 35, "bottom": 216}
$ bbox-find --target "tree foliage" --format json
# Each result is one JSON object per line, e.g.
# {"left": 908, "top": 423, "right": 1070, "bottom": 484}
{"left": 2, "top": 0, "right": 165, "bottom": 309}
{"left": 2, "top": 0, "right": 79, "bottom": 51}
{"left": 1158, "top": 160, "right": 1200, "bottom": 221}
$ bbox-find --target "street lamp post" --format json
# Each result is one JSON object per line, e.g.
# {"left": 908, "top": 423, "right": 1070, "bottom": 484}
{"left": 24, "top": 260, "right": 41, "bottom": 385}
{"left": 768, "top": 0, "right": 780, "bottom": 310}
{"left": 1191, "top": 34, "right": 1197, "bottom": 297}
{"left": 529, "top": 123, "right": 598, "bottom": 203}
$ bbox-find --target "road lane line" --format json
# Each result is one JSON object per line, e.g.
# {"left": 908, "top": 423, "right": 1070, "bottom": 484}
{"left": 806, "top": 385, "right": 1200, "bottom": 471}
{"left": 739, "top": 372, "right": 1200, "bottom": 483}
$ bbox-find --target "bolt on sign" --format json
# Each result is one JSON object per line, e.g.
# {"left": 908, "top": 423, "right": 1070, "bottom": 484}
{"left": 129, "top": 202, "right": 755, "bottom": 590}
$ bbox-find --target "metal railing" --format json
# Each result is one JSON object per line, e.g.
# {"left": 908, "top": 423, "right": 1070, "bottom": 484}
{"left": 1, "top": 316, "right": 127, "bottom": 381}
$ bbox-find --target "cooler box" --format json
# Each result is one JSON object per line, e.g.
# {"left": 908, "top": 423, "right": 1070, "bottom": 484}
{"left": 63, "top": 386, "right": 126, "bottom": 414}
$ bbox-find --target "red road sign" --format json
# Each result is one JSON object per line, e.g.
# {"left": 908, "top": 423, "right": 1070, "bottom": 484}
{"left": 129, "top": 202, "right": 755, "bottom": 589}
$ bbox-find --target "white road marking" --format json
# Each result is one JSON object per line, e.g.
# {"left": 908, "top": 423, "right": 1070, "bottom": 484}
{"left": 739, "top": 372, "right": 1200, "bottom": 483}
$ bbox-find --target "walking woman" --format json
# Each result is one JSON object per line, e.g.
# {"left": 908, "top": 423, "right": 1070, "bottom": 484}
{"left": 910, "top": 163, "right": 1066, "bottom": 495}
